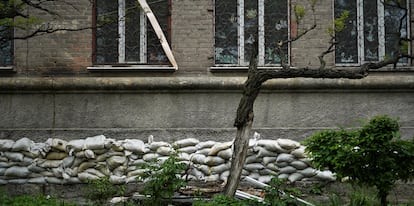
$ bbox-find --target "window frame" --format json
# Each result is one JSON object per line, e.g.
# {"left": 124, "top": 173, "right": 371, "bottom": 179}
{"left": 90, "top": 0, "right": 175, "bottom": 70}
{"left": 212, "top": 0, "right": 291, "bottom": 68}
{"left": 334, "top": 0, "right": 411, "bottom": 67}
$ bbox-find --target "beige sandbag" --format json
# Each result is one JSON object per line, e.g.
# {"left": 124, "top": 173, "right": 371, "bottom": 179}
{"left": 149, "top": 141, "right": 171, "bottom": 151}
{"left": 128, "top": 169, "right": 148, "bottom": 177}
{"left": 107, "top": 156, "right": 126, "bottom": 170}
{"left": 208, "top": 141, "right": 233, "bottom": 156}
{"left": 196, "top": 141, "right": 217, "bottom": 149}
{"left": 12, "top": 137, "right": 33, "bottom": 152}
{"left": 38, "top": 159, "right": 63, "bottom": 168}
{"left": 4, "top": 166, "right": 30, "bottom": 177}
{"left": 122, "top": 139, "right": 147, "bottom": 154}
{"left": 277, "top": 139, "right": 300, "bottom": 150}
{"left": 290, "top": 160, "right": 308, "bottom": 170}
{"left": 173, "top": 138, "right": 200, "bottom": 148}
{"left": 78, "top": 162, "right": 96, "bottom": 172}
{"left": 46, "top": 138, "right": 68, "bottom": 152}
{"left": 129, "top": 159, "right": 146, "bottom": 166}
{"left": 0, "top": 140, "right": 14, "bottom": 151}
{"left": 257, "top": 139, "right": 287, "bottom": 153}
{"left": 156, "top": 146, "right": 174, "bottom": 156}
{"left": 84, "top": 135, "right": 106, "bottom": 150}
{"left": 205, "top": 156, "right": 225, "bottom": 166}
{"left": 290, "top": 146, "right": 306, "bottom": 158}
{"left": 46, "top": 152, "right": 68, "bottom": 160}
{"left": 113, "top": 166, "right": 127, "bottom": 176}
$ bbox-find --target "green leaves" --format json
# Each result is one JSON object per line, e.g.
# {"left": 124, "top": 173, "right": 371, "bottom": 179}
{"left": 327, "top": 11, "right": 350, "bottom": 36}
{"left": 304, "top": 115, "right": 414, "bottom": 205}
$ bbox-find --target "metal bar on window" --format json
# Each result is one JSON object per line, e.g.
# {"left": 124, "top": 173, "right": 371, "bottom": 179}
{"left": 140, "top": 10, "right": 146, "bottom": 63}
{"left": 258, "top": 0, "right": 264, "bottom": 66}
{"left": 239, "top": 0, "right": 245, "bottom": 65}
{"left": 357, "top": 0, "right": 364, "bottom": 64}
{"left": 118, "top": 0, "right": 126, "bottom": 63}
{"left": 378, "top": 0, "right": 385, "bottom": 61}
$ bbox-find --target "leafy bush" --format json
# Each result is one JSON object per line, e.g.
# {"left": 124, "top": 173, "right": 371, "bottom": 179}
{"left": 138, "top": 150, "right": 187, "bottom": 206}
{"left": 0, "top": 191, "right": 77, "bottom": 206}
{"left": 304, "top": 115, "right": 414, "bottom": 206}
{"left": 84, "top": 176, "right": 126, "bottom": 205}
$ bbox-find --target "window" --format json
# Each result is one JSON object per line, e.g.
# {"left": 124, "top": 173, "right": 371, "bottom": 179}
{"left": 94, "top": 0, "right": 170, "bottom": 65}
{"left": 0, "top": 26, "right": 13, "bottom": 66}
{"left": 214, "top": 0, "right": 289, "bottom": 67}
{"left": 335, "top": 0, "right": 409, "bottom": 65}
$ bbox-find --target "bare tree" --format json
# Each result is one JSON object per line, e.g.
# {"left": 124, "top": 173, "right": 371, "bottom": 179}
{"left": 224, "top": 0, "right": 413, "bottom": 196}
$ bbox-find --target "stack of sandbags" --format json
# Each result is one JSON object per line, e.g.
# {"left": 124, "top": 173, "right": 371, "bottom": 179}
{"left": 0, "top": 135, "right": 336, "bottom": 185}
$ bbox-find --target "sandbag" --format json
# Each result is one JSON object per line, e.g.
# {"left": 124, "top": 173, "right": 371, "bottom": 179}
{"left": 195, "top": 148, "right": 211, "bottom": 155}
{"left": 276, "top": 153, "right": 295, "bottom": 163}
{"left": 258, "top": 175, "right": 273, "bottom": 183}
{"left": 61, "top": 156, "right": 75, "bottom": 168}
{"left": 217, "top": 148, "right": 232, "bottom": 160}
{"left": 288, "top": 173, "right": 304, "bottom": 182}
{"left": 46, "top": 138, "right": 68, "bottom": 152}
{"left": 190, "top": 154, "right": 206, "bottom": 165}
{"left": 178, "top": 146, "right": 197, "bottom": 154}
{"left": 262, "top": 157, "right": 277, "bottom": 165}
{"left": 149, "top": 141, "right": 171, "bottom": 151}
{"left": 266, "top": 163, "right": 279, "bottom": 172}
{"left": 205, "top": 156, "right": 225, "bottom": 166}
{"left": 28, "top": 164, "right": 46, "bottom": 173}
{"left": 0, "top": 140, "right": 14, "bottom": 151}
{"left": 210, "top": 163, "right": 230, "bottom": 174}
{"left": 278, "top": 173, "right": 289, "bottom": 179}
{"left": 107, "top": 156, "right": 126, "bottom": 170}
{"left": 0, "top": 179, "right": 7, "bottom": 184}
{"left": 28, "top": 177, "right": 47, "bottom": 184}
{"left": 46, "top": 152, "right": 68, "bottom": 160}
{"left": 195, "top": 164, "right": 210, "bottom": 175}
{"left": 29, "top": 142, "right": 50, "bottom": 158}
{"left": 290, "top": 146, "right": 306, "bottom": 158}
{"left": 84, "top": 149, "right": 96, "bottom": 159}
{"left": 204, "top": 174, "right": 220, "bottom": 182}
{"left": 84, "top": 168, "right": 105, "bottom": 178}
{"left": 315, "top": 170, "right": 336, "bottom": 181}
{"left": 5, "top": 166, "right": 30, "bottom": 177}
{"left": 277, "top": 139, "right": 300, "bottom": 150}
{"left": 208, "top": 141, "right": 233, "bottom": 156}
{"left": 255, "top": 147, "right": 278, "bottom": 158}
{"left": 67, "top": 139, "right": 85, "bottom": 152}
{"left": 12, "top": 137, "right": 33, "bottom": 152}
{"left": 52, "top": 167, "right": 64, "bottom": 177}
{"left": 189, "top": 168, "right": 205, "bottom": 179}
{"left": 8, "top": 179, "right": 28, "bottom": 184}
{"left": 38, "top": 160, "right": 63, "bottom": 168}
{"left": 46, "top": 177, "right": 64, "bottom": 184}
{"left": 0, "top": 162, "right": 16, "bottom": 168}
{"left": 173, "top": 138, "right": 200, "bottom": 148}
{"left": 257, "top": 140, "right": 287, "bottom": 153}
{"left": 244, "top": 163, "right": 264, "bottom": 171}
{"left": 220, "top": 171, "right": 230, "bottom": 181}
{"left": 248, "top": 173, "right": 260, "bottom": 180}
{"left": 78, "top": 172, "right": 99, "bottom": 182}
{"left": 3, "top": 152, "right": 24, "bottom": 162}
{"left": 279, "top": 166, "right": 297, "bottom": 174}
{"left": 259, "top": 168, "right": 276, "bottom": 176}
{"left": 84, "top": 135, "right": 106, "bottom": 150}
{"left": 178, "top": 153, "right": 190, "bottom": 161}
{"left": 290, "top": 160, "right": 308, "bottom": 170}
{"left": 122, "top": 139, "right": 147, "bottom": 154}
{"left": 128, "top": 169, "right": 148, "bottom": 177}
{"left": 0, "top": 168, "right": 5, "bottom": 176}
{"left": 245, "top": 155, "right": 261, "bottom": 164}
{"left": 196, "top": 141, "right": 217, "bottom": 149}
{"left": 77, "top": 162, "right": 97, "bottom": 173}
{"left": 298, "top": 167, "right": 316, "bottom": 177}
{"left": 143, "top": 153, "right": 159, "bottom": 162}
{"left": 157, "top": 146, "right": 174, "bottom": 156}
{"left": 110, "top": 175, "right": 126, "bottom": 184}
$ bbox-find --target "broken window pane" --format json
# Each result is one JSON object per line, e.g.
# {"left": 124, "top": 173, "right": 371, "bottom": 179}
{"left": 215, "top": 0, "right": 238, "bottom": 64}
{"left": 335, "top": 0, "right": 358, "bottom": 64}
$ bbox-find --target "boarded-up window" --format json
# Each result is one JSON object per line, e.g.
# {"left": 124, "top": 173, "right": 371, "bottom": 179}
{"left": 214, "top": 0, "right": 289, "bottom": 66}
{"left": 95, "top": 0, "right": 170, "bottom": 65}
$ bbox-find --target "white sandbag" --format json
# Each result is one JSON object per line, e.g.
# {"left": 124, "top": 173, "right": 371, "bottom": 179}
{"left": 110, "top": 175, "right": 126, "bottom": 184}
{"left": 248, "top": 173, "right": 260, "bottom": 180}
{"left": 110, "top": 140, "right": 124, "bottom": 152}
{"left": 28, "top": 177, "right": 47, "bottom": 184}
{"left": 205, "top": 156, "right": 225, "bottom": 166}
{"left": 12, "top": 137, "right": 33, "bottom": 152}
{"left": 107, "top": 156, "right": 126, "bottom": 170}
{"left": 65, "top": 177, "right": 82, "bottom": 184}
{"left": 173, "top": 138, "right": 200, "bottom": 148}
{"left": 178, "top": 153, "right": 190, "bottom": 161}
{"left": 217, "top": 148, "right": 232, "bottom": 160}
{"left": 67, "top": 139, "right": 85, "bottom": 152}
{"left": 195, "top": 164, "right": 210, "bottom": 175}
{"left": 64, "top": 168, "right": 78, "bottom": 177}
{"left": 52, "top": 167, "right": 64, "bottom": 177}
{"left": 0, "top": 156, "right": 8, "bottom": 162}
{"left": 29, "top": 142, "right": 50, "bottom": 158}
{"left": 0, "top": 162, "right": 15, "bottom": 168}
{"left": 298, "top": 167, "right": 317, "bottom": 177}
{"left": 4, "top": 166, "right": 30, "bottom": 177}
{"left": 315, "top": 170, "right": 336, "bottom": 181}
{"left": 8, "top": 179, "right": 28, "bottom": 184}
{"left": 128, "top": 169, "right": 148, "bottom": 177}
{"left": 149, "top": 141, "right": 171, "bottom": 151}
{"left": 40, "top": 171, "right": 54, "bottom": 177}
{"left": 143, "top": 153, "right": 159, "bottom": 161}
{"left": 126, "top": 176, "right": 138, "bottom": 183}
{"left": 262, "top": 157, "right": 277, "bottom": 165}
{"left": 299, "top": 158, "right": 312, "bottom": 165}
{"left": 46, "top": 152, "right": 68, "bottom": 160}
{"left": 85, "top": 168, "right": 105, "bottom": 178}
{"left": 258, "top": 175, "right": 273, "bottom": 184}
{"left": 189, "top": 168, "right": 205, "bottom": 180}
{"left": 242, "top": 169, "right": 250, "bottom": 176}
{"left": 157, "top": 156, "right": 169, "bottom": 164}
{"left": 28, "top": 164, "right": 46, "bottom": 173}
{"left": 110, "top": 197, "right": 130, "bottom": 205}
{"left": 278, "top": 173, "right": 289, "bottom": 179}
{"left": 276, "top": 153, "right": 295, "bottom": 163}
{"left": 279, "top": 166, "right": 297, "bottom": 174}
{"left": 288, "top": 173, "right": 304, "bottom": 182}
{"left": 61, "top": 156, "right": 75, "bottom": 168}
{"left": 210, "top": 163, "right": 230, "bottom": 174}
{"left": 266, "top": 163, "right": 279, "bottom": 172}
{"left": 190, "top": 154, "right": 206, "bottom": 165}
{"left": 78, "top": 172, "right": 99, "bottom": 182}
{"left": 276, "top": 161, "right": 289, "bottom": 167}
{"left": 129, "top": 159, "right": 146, "bottom": 166}
{"left": 113, "top": 166, "right": 127, "bottom": 176}
{"left": 290, "top": 161, "right": 308, "bottom": 170}
{"left": 122, "top": 139, "right": 147, "bottom": 154}
{"left": 0, "top": 168, "right": 5, "bottom": 175}
{"left": 156, "top": 146, "right": 174, "bottom": 156}
{"left": 3, "top": 152, "right": 24, "bottom": 162}
{"left": 84, "top": 149, "right": 96, "bottom": 159}
{"left": 196, "top": 141, "right": 217, "bottom": 149}
{"left": 257, "top": 140, "right": 287, "bottom": 153}
{"left": 204, "top": 174, "right": 220, "bottom": 182}
{"left": 244, "top": 163, "right": 264, "bottom": 171}
{"left": 95, "top": 151, "right": 124, "bottom": 162}
{"left": 195, "top": 148, "right": 211, "bottom": 155}
{"left": 259, "top": 168, "right": 276, "bottom": 176}
{"left": 46, "top": 138, "right": 68, "bottom": 152}
{"left": 0, "top": 140, "right": 14, "bottom": 151}
{"left": 0, "top": 179, "right": 7, "bottom": 184}
{"left": 84, "top": 135, "right": 106, "bottom": 150}
{"left": 277, "top": 139, "right": 300, "bottom": 150}
{"left": 220, "top": 171, "right": 230, "bottom": 182}
{"left": 178, "top": 146, "right": 197, "bottom": 154}
{"left": 208, "top": 141, "right": 233, "bottom": 156}
{"left": 245, "top": 155, "right": 261, "bottom": 164}
{"left": 290, "top": 146, "right": 306, "bottom": 158}
{"left": 255, "top": 147, "right": 278, "bottom": 158}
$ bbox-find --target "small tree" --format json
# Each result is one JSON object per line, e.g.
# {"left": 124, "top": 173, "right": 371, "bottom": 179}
{"left": 304, "top": 115, "right": 414, "bottom": 206}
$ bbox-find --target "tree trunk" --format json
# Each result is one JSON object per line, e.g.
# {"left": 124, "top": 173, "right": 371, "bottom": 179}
{"left": 224, "top": 111, "right": 254, "bottom": 197}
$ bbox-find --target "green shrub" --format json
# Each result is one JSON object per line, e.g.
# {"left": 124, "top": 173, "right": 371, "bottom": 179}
{"left": 0, "top": 191, "right": 77, "bottom": 206}
{"left": 304, "top": 115, "right": 414, "bottom": 206}
{"left": 84, "top": 176, "right": 126, "bottom": 205}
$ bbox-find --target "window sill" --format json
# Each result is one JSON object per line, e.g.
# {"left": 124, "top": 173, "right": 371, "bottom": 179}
{"left": 210, "top": 66, "right": 285, "bottom": 71}
{"left": 0, "top": 66, "right": 14, "bottom": 71}
{"left": 87, "top": 65, "right": 177, "bottom": 71}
